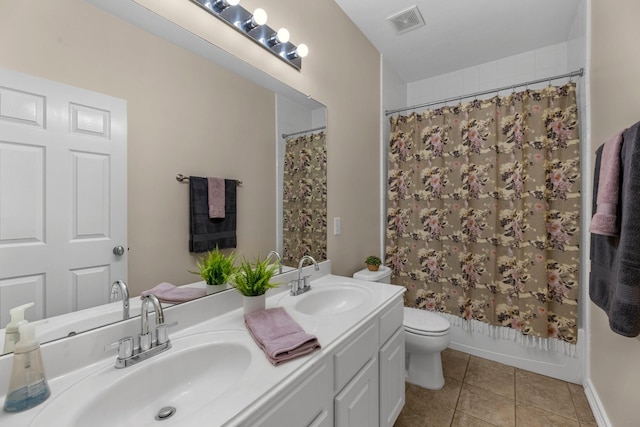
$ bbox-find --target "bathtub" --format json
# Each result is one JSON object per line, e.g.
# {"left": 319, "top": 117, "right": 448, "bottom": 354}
{"left": 438, "top": 312, "right": 584, "bottom": 384}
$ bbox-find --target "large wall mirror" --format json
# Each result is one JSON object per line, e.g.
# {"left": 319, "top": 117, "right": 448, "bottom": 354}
{"left": 0, "top": 0, "right": 327, "bottom": 354}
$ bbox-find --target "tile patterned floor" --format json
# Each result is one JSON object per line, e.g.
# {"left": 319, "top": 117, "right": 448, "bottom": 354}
{"left": 394, "top": 348, "right": 597, "bottom": 427}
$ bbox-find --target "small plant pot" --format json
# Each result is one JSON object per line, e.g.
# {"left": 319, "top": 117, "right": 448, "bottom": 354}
{"left": 243, "top": 294, "right": 266, "bottom": 314}
{"left": 367, "top": 264, "right": 380, "bottom": 272}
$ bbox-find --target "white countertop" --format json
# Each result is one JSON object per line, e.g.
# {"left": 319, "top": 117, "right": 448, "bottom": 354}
{"left": 0, "top": 272, "right": 404, "bottom": 426}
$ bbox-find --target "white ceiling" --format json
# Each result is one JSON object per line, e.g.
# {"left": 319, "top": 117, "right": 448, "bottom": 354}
{"left": 334, "top": 0, "right": 582, "bottom": 83}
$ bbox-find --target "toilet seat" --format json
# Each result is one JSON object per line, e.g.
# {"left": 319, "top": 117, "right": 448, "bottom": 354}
{"left": 405, "top": 327, "right": 450, "bottom": 338}
{"left": 403, "top": 307, "right": 450, "bottom": 336}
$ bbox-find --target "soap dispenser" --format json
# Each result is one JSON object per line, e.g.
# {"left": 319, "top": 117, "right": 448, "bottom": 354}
{"left": 2, "top": 302, "right": 35, "bottom": 354}
{"left": 3, "top": 322, "right": 50, "bottom": 413}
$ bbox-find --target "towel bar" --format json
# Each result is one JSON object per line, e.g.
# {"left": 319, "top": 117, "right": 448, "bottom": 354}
{"left": 176, "top": 174, "right": 242, "bottom": 186}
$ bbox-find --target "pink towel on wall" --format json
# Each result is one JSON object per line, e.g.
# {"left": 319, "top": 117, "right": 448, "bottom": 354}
{"left": 244, "top": 307, "right": 321, "bottom": 366}
{"left": 590, "top": 130, "right": 625, "bottom": 236}
{"left": 140, "top": 282, "right": 206, "bottom": 304}
{"left": 207, "top": 177, "right": 225, "bottom": 219}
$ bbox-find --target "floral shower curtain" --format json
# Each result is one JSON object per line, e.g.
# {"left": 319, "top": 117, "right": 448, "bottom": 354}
{"left": 283, "top": 132, "right": 327, "bottom": 266}
{"left": 386, "top": 83, "right": 580, "bottom": 345}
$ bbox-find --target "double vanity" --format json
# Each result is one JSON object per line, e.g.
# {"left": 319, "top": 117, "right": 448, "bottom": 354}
{"left": 0, "top": 262, "right": 405, "bottom": 426}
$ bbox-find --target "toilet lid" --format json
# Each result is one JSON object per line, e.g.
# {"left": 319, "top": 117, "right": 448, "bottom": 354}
{"left": 403, "top": 307, "right": 450, "bottom": 334}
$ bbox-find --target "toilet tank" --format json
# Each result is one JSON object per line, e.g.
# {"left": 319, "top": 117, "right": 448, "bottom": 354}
{"left": 353, "top": 266, "right": 392, "bottom": 283}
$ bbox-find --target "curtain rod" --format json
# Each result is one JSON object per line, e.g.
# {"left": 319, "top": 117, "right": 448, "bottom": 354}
{"left": 385, "top": 68, "right": 584, "bottom": 116}
{"left": 282, "top": 126, "right": 326, "bottom": 139}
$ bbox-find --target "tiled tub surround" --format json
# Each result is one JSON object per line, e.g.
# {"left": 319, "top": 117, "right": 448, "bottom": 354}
{"left": 0, "top": 262, "right": 406, "bottom": 426}
{"left": 395, "top": 348, "right": 597, "bottom": 427}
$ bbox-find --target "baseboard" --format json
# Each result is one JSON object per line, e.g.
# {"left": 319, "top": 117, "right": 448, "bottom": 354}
{"left": 583, "top": 378, "right": 612, "bottom": 427}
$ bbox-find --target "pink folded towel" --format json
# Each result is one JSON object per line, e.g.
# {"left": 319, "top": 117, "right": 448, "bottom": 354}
{"left": 140, "top": 282, "right": 206, "bottom": 304}
{"left": 590, "top": 130, "right": 625, "bottom": 236}
{"left": 207, "top": 177, "right": 225, "bottom": 219}
{"left": 244, "top": 307, "right": 321, "bottom": 366}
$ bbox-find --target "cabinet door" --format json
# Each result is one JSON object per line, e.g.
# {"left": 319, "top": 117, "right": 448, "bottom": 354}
{"left": 379, "top": 327, "right": 405, "bottom": 427}
{"left": 335, "top": 356, "right": 379, "bottom": 427}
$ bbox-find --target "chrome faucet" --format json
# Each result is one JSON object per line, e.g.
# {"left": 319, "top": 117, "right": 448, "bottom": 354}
{"left": 110, "top": 280, "right": 130, "bottom": 320}
{"left": 289, "top": 255, "right": 319, "bottom": 296}
{"left": 105, "top": 294, "right": 177, "bottom": 369}
{"left": 140, "top": 294, "right": 164, "bottom": 351}
{"left": 266, "top": 250, "right": 283, "bottom": 274}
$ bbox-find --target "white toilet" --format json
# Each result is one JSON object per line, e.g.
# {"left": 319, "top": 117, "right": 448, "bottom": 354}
{"left": 403, "top": 307, "right": 451, "bottom": 390}
{"left": 353, "top": 266, "right": 451, "bottom": 390}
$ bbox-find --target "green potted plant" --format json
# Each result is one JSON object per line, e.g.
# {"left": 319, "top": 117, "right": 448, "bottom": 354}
{"left": 191, "top": 247, "right": 237, "bottom": 287}
{"left": 365, "top": 255, "right": 382, "bottom": 272}
{"left": 229, "top": 256, "right": 280, "bottom": 313}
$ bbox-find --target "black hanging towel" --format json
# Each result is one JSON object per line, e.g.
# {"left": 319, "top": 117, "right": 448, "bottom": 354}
{"left": 189, "top": 177, "right": 237, "bottom": 252}
{"left": 590, "top": 121, "right": 640, "bottom": 337}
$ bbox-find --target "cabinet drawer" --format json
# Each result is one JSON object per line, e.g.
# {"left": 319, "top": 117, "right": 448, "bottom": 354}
{"left": 334, "top": 321, "right": 378, "bottom": 392}
{"left": 249, "top": 359, "right": 332, "bottom": 427}
{"left": 379, "top": 297, "right": 404, "bottom": 345}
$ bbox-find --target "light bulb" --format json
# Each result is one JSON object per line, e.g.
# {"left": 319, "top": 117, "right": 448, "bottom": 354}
{"left": 252, "top": 8, "right": 268, "bottom": 26}
{"left": 296, "top": 43, "right": 309, "bottom": 58}
{"left": 267, "top": 28, "right": 290, "bottom": 46}
{"left": 276, "top": 28, "right": 290, "bottom": 44}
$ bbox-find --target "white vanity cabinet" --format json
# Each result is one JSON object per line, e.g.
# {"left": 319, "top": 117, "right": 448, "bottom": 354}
{"left": 244, "top": 294, "right": 405, "bottom": 427}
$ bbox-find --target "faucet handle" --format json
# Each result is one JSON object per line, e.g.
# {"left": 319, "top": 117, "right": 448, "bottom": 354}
{"left": 288, "top": 280, "right": 299, "bottom": 295}
{"left": 302, "top": 275, "right": 312, "bottom": 288}
{"left": 104, "top": 336, "right": 134, "bottom": 359}
{"left": 155, "top": 321, "right": 178, "bottom": 345}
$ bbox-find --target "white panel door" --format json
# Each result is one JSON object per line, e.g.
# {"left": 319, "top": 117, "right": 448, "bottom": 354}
{"left": 0, "top": 68, "right": 127, "bottom": 326}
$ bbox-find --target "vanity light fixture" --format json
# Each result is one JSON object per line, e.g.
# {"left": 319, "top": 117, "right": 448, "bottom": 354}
{"left": 190, "top": 0, "right": 308, "bottom": 70}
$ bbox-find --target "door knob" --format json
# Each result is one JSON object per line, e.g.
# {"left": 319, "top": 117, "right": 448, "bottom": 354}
{"left": 113, "top": 246, "right": 126, "bottom": 256}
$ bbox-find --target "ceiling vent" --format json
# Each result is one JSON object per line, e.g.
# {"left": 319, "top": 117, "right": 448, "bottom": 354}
{"left": 387, "top": 5, "right": 425, "bottom": 35}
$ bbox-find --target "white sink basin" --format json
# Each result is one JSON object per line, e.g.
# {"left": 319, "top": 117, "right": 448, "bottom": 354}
{"left": 288, "top": 283, "right": 375, "bottom": 316}
{"left": 30, "top": 330, "right": 254, "bottom": 427}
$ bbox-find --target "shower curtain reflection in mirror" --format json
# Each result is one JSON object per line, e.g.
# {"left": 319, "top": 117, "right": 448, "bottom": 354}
{"left": 282, "top": 132, "right": 327, "bottom": 266}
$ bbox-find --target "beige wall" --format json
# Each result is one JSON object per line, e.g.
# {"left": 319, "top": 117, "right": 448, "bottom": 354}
{"left": 0, "top": 0, "right": 276, "bottom": 296}
{"left": 134, "top": 0, "right": 383, "bottom": 277}
{"left": 590, "top": 0, "right": 640, "bottom": 425}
